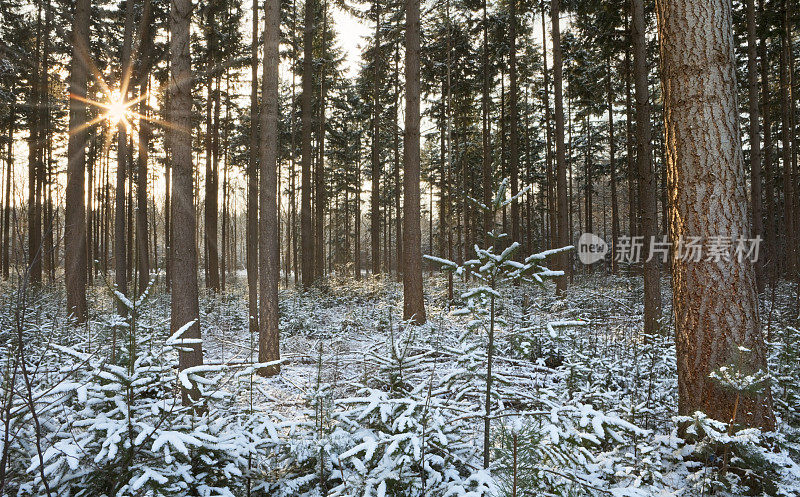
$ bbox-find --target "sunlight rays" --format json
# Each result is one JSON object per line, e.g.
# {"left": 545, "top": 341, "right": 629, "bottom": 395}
{"left": 67, "top": 47, "right": 190, "bottom": 142}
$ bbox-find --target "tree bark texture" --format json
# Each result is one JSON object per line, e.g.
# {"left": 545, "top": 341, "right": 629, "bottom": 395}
{"left": 656, "top": 0, "right": 774, "bottom": 429}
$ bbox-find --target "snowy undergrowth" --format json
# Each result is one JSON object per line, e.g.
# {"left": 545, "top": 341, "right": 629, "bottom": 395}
{"left": 1, "top": 274, "right": 800, "bottom": 496}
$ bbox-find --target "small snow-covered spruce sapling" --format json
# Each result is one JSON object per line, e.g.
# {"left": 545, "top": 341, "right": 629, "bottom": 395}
{"left": 424, "top": 178, "right": 573, "bottom": 469}
{"left": 676, "top": 345, "right": 778, "bottom": 495}
{"left": 23, "top": 278, "right": 276, "bottom": 497}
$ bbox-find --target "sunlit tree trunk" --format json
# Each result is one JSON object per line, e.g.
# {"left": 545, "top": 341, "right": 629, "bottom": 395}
{"left": 258, "top": 0, "right": 281, "bottom": 377}
{"left": 403, "top": 0, "right": 426, "bottom": 325}
{"left": 632, "top": 0, "right": 661, "bottom": 333}
{"left": 657, "top": 0, "right": 774, "bottom": 428}
{"left": 135, "top": 0, "right": 153, "bottom": 295}
{"left": 65, "top": 0, "right": 90, "bottom": 322}
{"left": 168, "top": 0, "right": 203, "bottom": 404}
{"left": 115, "top": 0, "right": 134, "bottom": 314}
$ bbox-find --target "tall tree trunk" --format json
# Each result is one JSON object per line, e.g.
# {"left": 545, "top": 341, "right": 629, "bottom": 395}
{"left": 608, "top": 57, "right": 620, "bottom": 274}
{"left": 551, "top": 0, "right": 569, "bottom": 293}
{"left": 355, "top": 136, "right": 362, "bottom": 280}
{"left": 779, "top": 0, "right": 796, "bottom": 277}
{"left": 169, "top": 0, "right": 203, "bottom": 404}
{"left": 87, "top": 142, "right": 95, "bottom": 285}
{"left": 115, "top": 0, "right": 135, "bottom": 313}
{"left": 403, "top": 0, "right": 426, "bottom": 325}
{"left": 584, "top": 118, "right": 593, "bottom": 237}
{"left": 127, "top": 152, "right": 134, "bottom": 284}
{"left": 103, "top": 146, "right": 109, "bottom": 274}
{"left": 746, "top": 0, "right": 764, "bottom": 291}
{"left": 625, "top": 19, "right": 638, "bottom": 240}
{"left": 41, "top": 0, "right": 53, "bottom": 283}
{"left": 136, "top": 0, "right": 154, "bottom": 295}
{"left": 28, "top": 0, "right": 42, "bottom": 286}
{"left": 445, "top": 0, "right": 454, "bottom": 299}
{"left": 394, "top": 42, "right": 402, "bottom": 280}
{"left": 542, "top": 5, "right": 555, "bottom": 250}
{"left": 164, "top": 145, "right": 172, "bottom": 289}
{"left": 65, "top": 0, "right": 90, "bottom": 321}
{"left": 258, "top": 0, "right": 281, "bottom": 377}
{"left": 315, "top": 1, "right": 327, "bottom": 279}
{"left": 248, "top": 0, "right": 259, "bottom": 337}
{"left": 300, "top": 0, "right": 315, "bottom": 286}
{"left": 657, "top": 0, "right": 774, "bottom": 429}
{"left": 509, "top": 0, "right": 520, "bottom": 246}
{"left": 501, "top": 69, "right": 507, "bottom": 236}
{"left": 482, "top": 0, "right": 492, "bottom": 239}
{"left": 290, "top": 1, "right": 298, "bottom": 284}
{"left": 760, "top": 0, "right": 776, "bottom": 284}
{"left": 204, "top": 27, "right": 221, "bottom": 292}
{"left": 4, "top": 89, "right": 13, "bottom": 280}
{"left": 632, "top": 0, "right": 661, "bottom": 333}
{"left": 371, "top": 3, "right": 382, "bottom": 277}
{"left": 221, "top": 74, "right": 230, "bottom": 292}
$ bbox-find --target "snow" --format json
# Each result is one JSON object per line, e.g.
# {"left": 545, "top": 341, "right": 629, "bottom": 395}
{"left": 3, "top": 274, "right": 800, "bottom": 496}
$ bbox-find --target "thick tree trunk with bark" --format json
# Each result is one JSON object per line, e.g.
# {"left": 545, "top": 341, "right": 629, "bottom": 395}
{"left": 258, "top": 0, "right": 281, "bottom": 377}
{"left": 65, "top": 0, "right": 90, "bottom": 322}
{"left": 168, "top": 0, "right": 203, "bottom": 404}
{"left": 551, "top": 0, "right": 569, "bottom": 293}
{"left": 632, "top": 0, "right": 661, "bottom": 333}
{"left": 403, "top": 0, "right": 426, "bottom": 325}
{"left": 300, "top": 0, "right": 315, "bottom": 287}
{"left": 656, "top": 0, "right": 774, "bottom": 429}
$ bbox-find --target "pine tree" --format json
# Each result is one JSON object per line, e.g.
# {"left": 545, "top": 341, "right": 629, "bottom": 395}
{"left": 65, "top": 0, "right": 90, "bottom": 322}
{"left": 657, "top": 0, "right": 774, "bottom": 429}
{"left": 168, "top": 0, "right": 203, "bottom": 404}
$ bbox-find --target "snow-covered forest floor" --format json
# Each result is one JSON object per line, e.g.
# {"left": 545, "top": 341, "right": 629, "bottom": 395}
{"left": 3, "top": 272, "right": 800, "bottom": 496}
